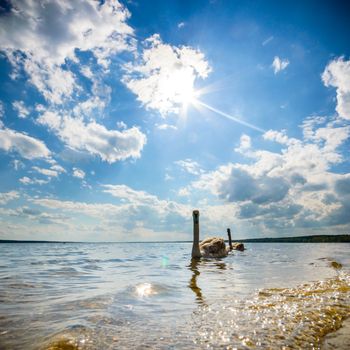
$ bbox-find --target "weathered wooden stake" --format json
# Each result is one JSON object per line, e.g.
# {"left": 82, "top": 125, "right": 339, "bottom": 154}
{"left": 192, "top": 210, "right": 201, "bottom": 258}
{"left": 227, "top": 228, "right": 233, "bottom": 250}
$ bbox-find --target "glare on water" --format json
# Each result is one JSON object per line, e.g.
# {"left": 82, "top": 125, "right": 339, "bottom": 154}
{"left": 135, "top": 282, "right": 154, "bottom": 298}
{"left": 0, "top": 242, "right": 349, "bottom": 349}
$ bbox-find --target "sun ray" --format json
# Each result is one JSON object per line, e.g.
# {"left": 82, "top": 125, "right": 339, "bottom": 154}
{"left": 193, "top": 99, "right": 266, "bottom": 133}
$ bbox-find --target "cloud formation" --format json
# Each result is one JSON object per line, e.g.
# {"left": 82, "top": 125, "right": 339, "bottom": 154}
{"left": 0, "top": 191, "right": 19, "bottom": 205}
{"left": 0, "top": 0, "right": 134, "bottom": 103}
{"left": 38, "top": 111, "right": 147, "bottom": 163}
{"left": 73, "top": 168, "right": 85, "bottom": 179}
{"left": 174, "top": 159, "right": 204, "bottom": 175}
{"left": 193, "top": 115, "right": 350, "bottom": 232}
{"left": 32, "top": 166, "right": 59, "bottom": 178}
{"left": 19, "top": 176, "right": 49, "bottom": 185}
{"left": 272, "top": 56, "right": 290, "bottom": 74}
{"left": 12, "top": 100, "right": 30, "bottom": 118}
{"left": 322, "top": 57, "right": 350, "bottom": 120}
{"left": 0, "top": 127, "right": 51, "bottom": 159}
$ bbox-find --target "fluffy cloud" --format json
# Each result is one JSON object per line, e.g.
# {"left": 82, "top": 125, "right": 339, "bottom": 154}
{"left": 123, "top": 34, "right": 211, "bottom": 115}
{"left": 0, "top": 0, "right": 133, "bottom": 64}
{"left": 19, "top": 176, "right": 49, "bottom": 185}
{"left": 322, "top": 57, "right": 350, "bottom": 120}
{"left": 0, "top": 191, "right": 19, "bottom": 205}
{"left": 50, "top": 164, "right": 66, "bottom": 174}
{"left": 23, "top": 59, "right": 76, "bottom": 104}
{"left": 0, "top": 0, "right": 134, "bottom": 103}
{"left": 38, "top": 110, "right": 146, "bottom": 163}
{"left": 234, "top": 134, "right": 252, "bottom": 153}
{"left": 12, "top": 100, "right": 29, "bottom": 118}
{"left": 193, "top": 115, "right": 350, "bottom": 231}
{"left": 155, "top": 123, "right": 178, "bottom": 131}
{"left": 272, "top": 56, "right": 289, "bottom": 74}
{"left": 73, "top": 168, "right": 85, "bottom": 179}
{"left": 32, "top": 166, "right": 59, "bottom": 178}
{"left": 26, "top": 184, "right": 190, "bottom": 234}
{"left": 0, "top": 127, "right": 51, "bottom": 159}
{"left": 263, "top": 129, "right": 297, "bottom": 145}
{"left": 174, "top": 159, "right": 204, "bottom": 175}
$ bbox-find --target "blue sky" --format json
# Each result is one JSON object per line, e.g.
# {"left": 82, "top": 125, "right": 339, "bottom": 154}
{"left": 0, "top": 0, "right": 350, "bottom": 241}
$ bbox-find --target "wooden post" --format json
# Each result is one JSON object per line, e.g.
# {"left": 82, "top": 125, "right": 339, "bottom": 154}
{"left": 227, "top": 228, "right": 233, "bottom": 250}
{"left": 192, "top": 210, "right": 201, "bottom": 258}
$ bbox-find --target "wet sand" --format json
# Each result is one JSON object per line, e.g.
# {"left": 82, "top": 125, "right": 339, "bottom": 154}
{"left": 323, "top": 318, "right": 350, "bottom": 350}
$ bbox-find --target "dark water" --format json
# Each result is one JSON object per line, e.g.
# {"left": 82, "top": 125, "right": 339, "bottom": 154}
{"left": 0, "top": 243, "right": 349, "bottom": 349}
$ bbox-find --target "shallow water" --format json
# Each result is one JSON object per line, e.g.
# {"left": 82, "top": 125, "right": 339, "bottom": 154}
{"left": 0, "top": 243, "right": 349, "bottom": 349}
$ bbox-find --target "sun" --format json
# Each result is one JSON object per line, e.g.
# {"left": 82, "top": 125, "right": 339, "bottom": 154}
{"left": 160, "top": 68, "right": 198, "bottom": 110}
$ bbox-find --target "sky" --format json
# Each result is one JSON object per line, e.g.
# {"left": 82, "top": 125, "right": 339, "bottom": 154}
{"left": 0, "top": 0, "right": 350, "bottom": 242}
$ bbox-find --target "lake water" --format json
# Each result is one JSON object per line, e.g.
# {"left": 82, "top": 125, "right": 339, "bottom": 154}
{"left": 0, "top": 242, "right": 349, "bottom": 349}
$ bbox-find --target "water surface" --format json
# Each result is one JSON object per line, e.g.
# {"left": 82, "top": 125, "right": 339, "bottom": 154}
{"left": 0, "top": 243, "right": 349, "bottom": 349}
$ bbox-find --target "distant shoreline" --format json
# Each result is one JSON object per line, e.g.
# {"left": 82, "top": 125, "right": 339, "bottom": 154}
{"left": 0, "top": 234, "right": 349, "bottom": 244}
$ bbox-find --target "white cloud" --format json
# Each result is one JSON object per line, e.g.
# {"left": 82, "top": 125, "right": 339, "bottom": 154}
{"left": 123, "top": 34, "right": 211, "bottom": 115}
{"left": 0, "top": 191, "right": 19, "bottom": 205}
{"left": 0, "top": 0, "right": 133, "bottom": 65}
{"left": 24, "top": 59, "right": 76, "bottom": 104}
{"left": 37, "top": 110, "right": 61, "bottom": 130}
{"left": 178, "top": 22, "right": 185, "bottom": 29}
{"left": 72, "top": 79, "right": 111, "bottom": 118}
{"left": 234, "top": 134, "right": 251, "bottom": 153}
{"left": 174, "top": 159, "right": 204, "bottom": 175}
{"left": 301, "top": 116, "right": 326, "bottom": 140}
{"left": 80, "top": 66, "right": 94, "bottom": 79}
{"left": 263, "top": 129, "right": 298, "bottom": 145}
{"left": 116, "top": 121, "right": 127, "bottom": 129}
{"left": 193, "top": 115, "right": 350, "bottom": 231}
{"left": 32, "top": 166, "right": 59, "bottom": 178}
{"left": 102, "top": 184, "right": 188, "bottom": 214}
{"left": 16, "top": 190, "right": 250, "bottom": 240}
{"left": 155, "top": 123, "right": 178, "bottom": 131}
{"left": 12, "top": 159, "right": 24, "bottom": 171}
{"left": 0, "top": 127, "right": 51, "bottom": 159}
{"left": 164, "top": 173, "right": 174, "bottom": 181}
{"left": 19, "top": 176, "right": 49, "bottom": 185}
{"left": 178, "top": 187, "right": 190, "bottom": 197}
{"left": 50, "top": 164, "right": 66, "bottom": 174}
{"left": 73, "top": 168, "right": 85, "bottom": 179}
{"left": 102, "top": 184, "right": 163, "bottom": 206}
{"left": 322, "top": 57, "right": 350, "bottom": 120}
{"left": 72, "top": 96, "right": 107, "bottom": 118}
{"left": 0, "top": 0, "right": 134, "bottom": 103}
{"left": 12, "top": 100, "right": 30, "bottom": 118}
{"left": 28, "top": 184, "right": 190, "bottom": 234}
{"left": 38, "top": 110, "right": 147, "bottom": 163}
{"left": 272, "top": 56, "right": 289, "bottom": 74}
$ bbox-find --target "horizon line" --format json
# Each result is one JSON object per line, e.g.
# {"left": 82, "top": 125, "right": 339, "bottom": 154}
{"left": 0, "top": 234, "right": 349, "bottom": 244}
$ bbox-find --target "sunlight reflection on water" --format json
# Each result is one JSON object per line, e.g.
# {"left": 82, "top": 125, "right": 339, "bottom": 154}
{"left": 135, "top": 282, "right": 154, "bottom": 298}
{"left": 0, "top": 242, "right": 349, "bottom": 349}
